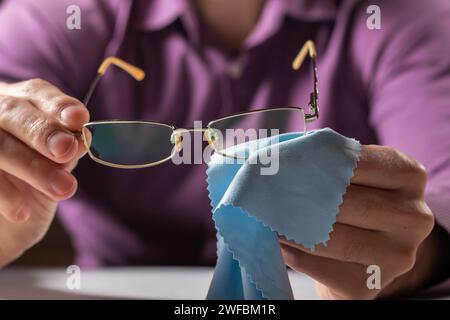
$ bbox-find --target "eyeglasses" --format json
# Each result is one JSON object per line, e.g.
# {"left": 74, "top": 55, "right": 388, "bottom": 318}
{"left": 80, "top": 40, "right": 319, "bottom": 169}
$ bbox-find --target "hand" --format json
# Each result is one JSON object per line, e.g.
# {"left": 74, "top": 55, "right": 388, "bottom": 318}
{"left": 0, "top": 79, "right": 89, "bottom": 267}
{"left": 279, "top": 145, "right": 442, "bottom": 299}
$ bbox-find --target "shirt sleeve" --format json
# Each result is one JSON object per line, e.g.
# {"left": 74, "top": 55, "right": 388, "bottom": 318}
{"left": 352, "top": 0, "right": 450, "bottom": 234}
{"left": 0, "top": 0, "right": 115, "bottom": 98}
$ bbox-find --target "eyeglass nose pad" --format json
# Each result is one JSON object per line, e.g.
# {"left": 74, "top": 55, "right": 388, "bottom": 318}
{"left": 204, "top": 129, "right": 219, "bottom": 147}
{"left": 170, "top": 131, "right": 183, "bottom": 152}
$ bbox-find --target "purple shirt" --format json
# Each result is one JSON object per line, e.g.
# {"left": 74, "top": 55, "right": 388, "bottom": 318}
{"left": 0, "top": 0, "right": 450, "bottom": 278}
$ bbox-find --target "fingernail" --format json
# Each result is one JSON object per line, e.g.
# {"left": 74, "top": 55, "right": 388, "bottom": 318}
{"left": 60, "top": 106, "right": 80, "bottom": 123}
{"left": 48, "top": 131, "right": 76, "bottom": 158}
{"left": 49, "top": 170, "right": 76, "bottom": 196}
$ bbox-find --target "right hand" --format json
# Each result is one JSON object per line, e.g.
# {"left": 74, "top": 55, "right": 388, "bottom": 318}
{"left": 0, "top": 79, "right": 89, "bottom": 267}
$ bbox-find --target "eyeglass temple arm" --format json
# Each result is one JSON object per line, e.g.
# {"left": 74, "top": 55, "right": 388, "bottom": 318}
{"left": 83, "top": 50, "right": 316, "bottom": 116}
{"left": 83, "top": 57, "right": 146, "bottom": 106}
{"left": 292, "top": 40, "right": 319, "bottom": 122}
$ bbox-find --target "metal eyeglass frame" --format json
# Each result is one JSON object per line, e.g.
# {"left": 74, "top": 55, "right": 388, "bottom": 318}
{"left": 80, "top": 40, "right": 319, "bottom": 169}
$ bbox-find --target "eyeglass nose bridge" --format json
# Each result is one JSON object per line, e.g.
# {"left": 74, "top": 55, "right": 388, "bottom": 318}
{"left": 170, "top": 128, "right": 219, "bottom": 152}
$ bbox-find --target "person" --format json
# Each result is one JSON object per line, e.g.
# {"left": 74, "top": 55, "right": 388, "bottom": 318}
{"left": 0, "top": 0, "right": 449, "bottom": 299}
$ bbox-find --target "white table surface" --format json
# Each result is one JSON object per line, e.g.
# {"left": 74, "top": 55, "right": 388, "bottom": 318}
{"left": 0, "top": 267, "right": 318, "bottom": 300}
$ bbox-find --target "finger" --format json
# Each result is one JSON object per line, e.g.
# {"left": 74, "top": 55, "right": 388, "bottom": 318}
{"left": 337, "top": 184, "right": 406, "bottom": 232}
{"left": 337, "top": 185, "right": 432, "bottom": 236}
{"left": 280, "top": 243, "right": 376, "bottom": 299}
{"left": 75, "top": 133, "right": 88, "bottom": 159}
{"left": 352, "top": 145, "right": 427, "bottom": 195}
{"left": 0, "top": 95, "right": 79, "bottom": 163}
{"left": 0, "top": 129, "right": 77, "bottom": 200}
{"left": 0, "top": 170, "right": 30, "bottom": 223}
{"left": 279, "top": 223, "right": 403, "bottom": 267}
{"left": 4, "top": 79, "right": 89, "bottom": 131}
{"left": 62, "top": 135, "right": 88, "bottom": 172}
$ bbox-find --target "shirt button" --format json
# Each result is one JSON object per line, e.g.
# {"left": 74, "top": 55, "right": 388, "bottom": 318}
{"left": 227, "top": 60, "right": 243, "bottom": 79}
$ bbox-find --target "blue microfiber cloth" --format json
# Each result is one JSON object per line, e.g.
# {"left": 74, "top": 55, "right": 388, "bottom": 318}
{"left": 206, "top": 128, "right": 361, "bottom": 300}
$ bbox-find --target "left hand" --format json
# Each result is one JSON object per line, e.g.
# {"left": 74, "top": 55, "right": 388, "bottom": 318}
{"left": 279, "top": 145, "right": 437, "bottom": 299}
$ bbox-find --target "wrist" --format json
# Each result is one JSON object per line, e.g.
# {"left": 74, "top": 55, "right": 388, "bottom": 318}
{"left": 385, "top": 222, "right": 450, "bottom": 297}
{"left": 416, "top": 223, "right": 450, "bottom": 288}
{"left": 0, "top": 237, "right": 25, "bottom": 268}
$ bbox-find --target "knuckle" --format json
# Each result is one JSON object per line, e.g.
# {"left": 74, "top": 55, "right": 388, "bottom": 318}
{"left": 383, "top": 146, "right": 428, "bottom": 194}
{"left": 27, "top": 117, "right": 54, "bottom": 147}
{"left": 416, "top": 210, "right": 435, "bottom": 237}
{"left": 22, "top": 78, "right": 49, "bottom": 94}
{"left": 411, "top": 201, "right": 434, "bottom": 227}
{"left": 399, "top": 201, "right": 435, "bottom": 237}
{"left": 0, "top": 95, "right": 22, "bottom": 114}
{"left": 408, "top": 161, "right": 428, "bottom": 188}
{"left": 396, "top": 152, "right": 428, "bottom": 190}
{"left": 51, "top": 95, "right": 80, "bottom": 113}
{"left": 422, "top": 210, "right": 435, "bottom": 233}
{"left": 394, "top": 248, "right": 417, "bottom": 275}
